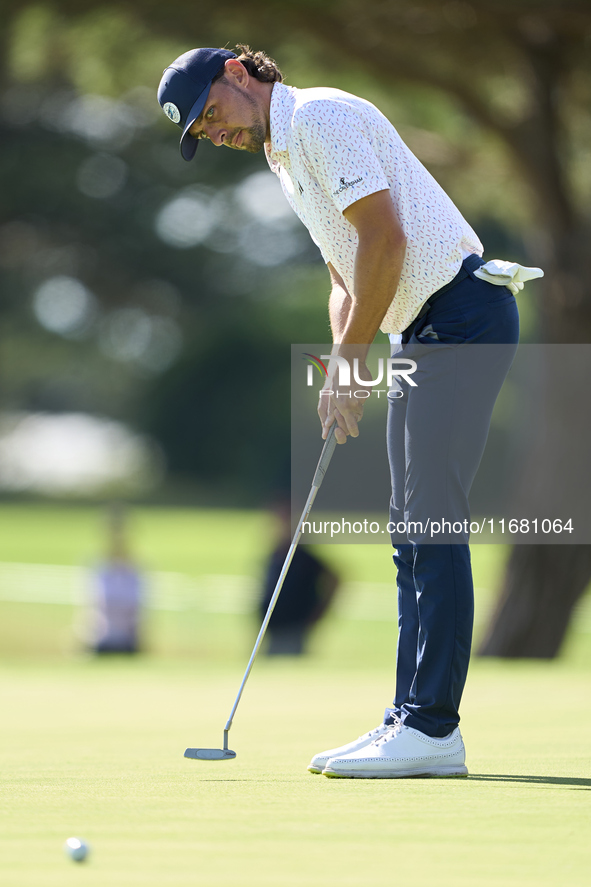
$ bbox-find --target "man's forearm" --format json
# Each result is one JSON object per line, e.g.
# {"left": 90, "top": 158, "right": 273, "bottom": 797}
{"left": 328, "top": 234, "right": 404, "bottom": 346}
{"left": 329, "top": 280, "right": 352, "bottom": 342}
{"left": 319, "top": 190, "right": 406, "bottom": 444}
{"left": 343, "top": 236, "right": 405, "bottom": 343}
{"left": 335, "top": 233, "right": 406, "bottom": 368}
{"left": 334, "top": 188, "right": 407, "bottom": 363}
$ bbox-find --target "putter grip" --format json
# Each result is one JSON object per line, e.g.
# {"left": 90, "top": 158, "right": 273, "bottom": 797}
{"left": 312, "top": 424, "right": 337, "bottom": 489}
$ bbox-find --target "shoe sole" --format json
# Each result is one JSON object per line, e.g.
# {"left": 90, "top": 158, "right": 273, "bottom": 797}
{"left": 323, "top": 764, "right": 468, "bottom": 779}
{"left": 308, "top": 766, "right": 323, "bottom": 774}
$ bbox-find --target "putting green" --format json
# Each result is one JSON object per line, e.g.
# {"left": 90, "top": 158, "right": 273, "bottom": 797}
{"left": 0, "top": 504, "right": 589, "bottom": 885}
{"left": 1, "top": 656, "right": 590, "bottom": 887}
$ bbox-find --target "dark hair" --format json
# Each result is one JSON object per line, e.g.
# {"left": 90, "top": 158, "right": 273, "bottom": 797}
{"left": 212, "top": 44, "right": 283, "bottom": 85}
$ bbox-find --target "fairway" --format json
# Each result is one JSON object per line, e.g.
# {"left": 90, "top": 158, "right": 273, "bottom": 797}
{"left": 1, "top": 505, "right": 590, "bottom": 885}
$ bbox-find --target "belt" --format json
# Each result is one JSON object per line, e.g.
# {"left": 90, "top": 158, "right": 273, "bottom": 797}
{"left": 401, "top": 253, "right": 485, "bottom": 341}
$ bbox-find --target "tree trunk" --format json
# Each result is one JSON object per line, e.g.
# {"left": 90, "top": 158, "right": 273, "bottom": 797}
{"left": 478, "top": 236, "right": 591, "bottom": 657}
{"left": 478, "top": 545, "right": 591, "bottom": 658}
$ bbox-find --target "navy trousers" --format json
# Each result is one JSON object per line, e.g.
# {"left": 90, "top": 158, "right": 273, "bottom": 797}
{"left": 386, "top": 255, "right": 519, "bottom": 737}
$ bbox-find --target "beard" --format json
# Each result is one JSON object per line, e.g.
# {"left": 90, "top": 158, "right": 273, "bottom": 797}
{"left": 225, "top": 81, "right": 267, "bottom": 153}
{"left": 239, "top": 119, "right": 266, "bottom": 153}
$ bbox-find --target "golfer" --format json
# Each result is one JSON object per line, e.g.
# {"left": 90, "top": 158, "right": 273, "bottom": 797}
{"left": 158, "top": 45, "right": 522, "bottom": 778}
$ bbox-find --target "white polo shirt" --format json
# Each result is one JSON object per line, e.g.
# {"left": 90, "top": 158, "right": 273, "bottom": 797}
{"left": 265, "top": 82, "right": 483, "bottom": 335}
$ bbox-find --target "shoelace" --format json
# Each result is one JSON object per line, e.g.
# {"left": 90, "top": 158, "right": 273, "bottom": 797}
{"left": 372, "top": 716, "right": 404, "bottom": 746}
{"left": 358, "top": 724, "right": 389, "bottom": 742}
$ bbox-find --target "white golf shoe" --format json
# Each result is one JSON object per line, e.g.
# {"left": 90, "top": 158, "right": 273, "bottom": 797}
{"left": 307, "top": 723, "right": 392, "bottom": 774}
{"left": 322, "top": 718, "right": 468, "bottom": 779}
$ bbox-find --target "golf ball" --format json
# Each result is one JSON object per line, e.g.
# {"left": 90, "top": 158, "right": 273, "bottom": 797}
{"left": 64, "top": 837, "right": 89, "bottom": 862}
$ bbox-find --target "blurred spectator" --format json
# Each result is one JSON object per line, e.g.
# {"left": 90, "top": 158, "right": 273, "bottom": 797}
{"left": 260, "top": 500, "right": 339, "bottom": 655}
{"left": 88, "top": 504, "right": 143, "bottom": 654}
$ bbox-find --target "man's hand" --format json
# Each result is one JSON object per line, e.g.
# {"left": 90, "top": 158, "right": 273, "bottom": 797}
{"left": 318, "top": 360, "right": 374, "bottom": 444}
{"left": 320, "top": 190, "right": 406, "bottom": 444}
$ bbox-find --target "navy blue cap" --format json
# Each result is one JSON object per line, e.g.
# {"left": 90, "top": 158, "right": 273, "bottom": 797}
{"left": 157, "top": 48, "right": 237, "bottom": 161}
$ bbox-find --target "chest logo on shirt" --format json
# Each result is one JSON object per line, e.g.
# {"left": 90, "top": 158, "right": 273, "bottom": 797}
{"left": 298, "top": 181, "right": 304, "bottom": 195}
{"left": 332, "top": 176, "right": 363, "bottom": 196}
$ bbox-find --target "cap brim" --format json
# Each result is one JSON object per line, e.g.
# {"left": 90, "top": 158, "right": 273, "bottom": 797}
{"left": 179, "top": 83, "right": 212, "bottom": 161}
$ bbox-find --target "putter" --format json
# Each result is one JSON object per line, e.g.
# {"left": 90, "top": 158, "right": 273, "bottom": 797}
{"left": 185, "top": 423, "right": 338, "bottom": 761}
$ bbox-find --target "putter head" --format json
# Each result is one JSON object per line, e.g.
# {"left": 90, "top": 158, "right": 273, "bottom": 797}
{"left": 184, "top": 748, "right": 237, "bottom": 761}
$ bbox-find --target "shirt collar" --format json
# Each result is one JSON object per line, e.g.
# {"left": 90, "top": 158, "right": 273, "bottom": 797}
{"left": 268, "top": 82, "right": 296, "bottom": 154}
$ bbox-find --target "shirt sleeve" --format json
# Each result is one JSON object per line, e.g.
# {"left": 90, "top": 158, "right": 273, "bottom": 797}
{"left": 293, "top": 100, "right": 391, "bottom": 214}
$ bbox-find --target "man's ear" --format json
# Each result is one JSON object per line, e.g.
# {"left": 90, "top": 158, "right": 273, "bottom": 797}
{"left": 224, "top": 58, "right": 248, "bottom": 86}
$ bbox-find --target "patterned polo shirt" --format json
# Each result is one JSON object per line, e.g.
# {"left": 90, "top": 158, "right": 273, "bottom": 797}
{"left": 265, "top": 82, "right": 483, "bottom": 334}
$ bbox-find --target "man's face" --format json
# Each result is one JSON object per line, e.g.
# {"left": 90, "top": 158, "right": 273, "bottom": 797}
{"left": 188, "top": 77, "right": 267, "bottom": 153}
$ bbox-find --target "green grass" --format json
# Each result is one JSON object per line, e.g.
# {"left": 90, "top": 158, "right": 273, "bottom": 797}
{"left": 0, "top": 504, "right": 269, "bottom": 574}
{"left": 0, "top": 504, "right": 590, "bottom": 885}
{"left": 0, "top": 503, "right": 513, "bottom": 660}
{"left": 0, "top": 502, "right": 507, "bottom": 583}
{"left": 1, "top": 657, "right": 590, "bottom": 886}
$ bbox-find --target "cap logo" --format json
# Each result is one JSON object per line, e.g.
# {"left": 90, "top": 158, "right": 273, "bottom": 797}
{"left": 163, "top": 102, "right": 181, "bottom": 124}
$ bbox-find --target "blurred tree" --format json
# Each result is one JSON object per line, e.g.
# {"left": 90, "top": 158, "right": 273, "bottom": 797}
{"left": 0, "top": 6, "right": 331, "bottom": 498}
{"left": 1, "top": 0, "right": 590, "bottom": 653}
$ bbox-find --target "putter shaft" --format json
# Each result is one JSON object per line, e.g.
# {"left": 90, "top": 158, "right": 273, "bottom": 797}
{"left": 223, "top": 424, "right": 337, "bottom": 738}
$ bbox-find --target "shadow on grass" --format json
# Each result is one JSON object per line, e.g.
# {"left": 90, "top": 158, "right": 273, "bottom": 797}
{"left": 470, "top": 774, "right": 591, "bottom": 790}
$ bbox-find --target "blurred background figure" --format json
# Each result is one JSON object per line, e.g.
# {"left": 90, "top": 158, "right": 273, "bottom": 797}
{"left": 88, "top": 503, "right": 143, "bottom": 655}
{"left": 260, "top": 499, "right": 339, "bottom": 656}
